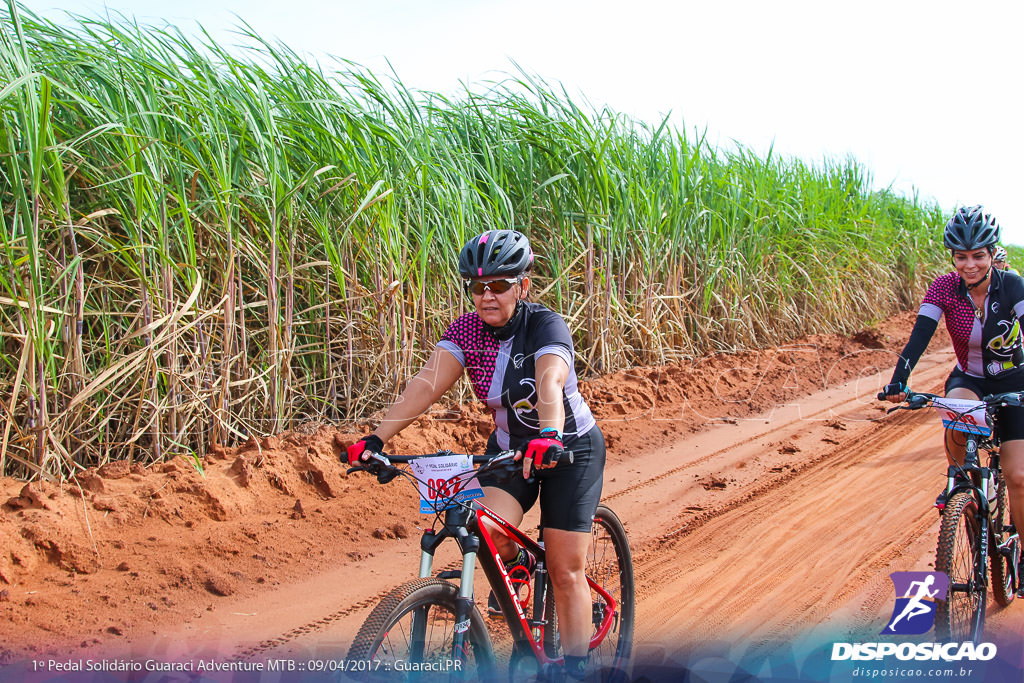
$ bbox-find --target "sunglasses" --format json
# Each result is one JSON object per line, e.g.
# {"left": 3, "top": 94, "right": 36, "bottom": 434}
{"left": 464, "top": 277, "right": 520, "bottom": 296}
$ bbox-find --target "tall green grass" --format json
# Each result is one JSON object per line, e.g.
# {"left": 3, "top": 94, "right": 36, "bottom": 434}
{"left": 1, "top": 2, "right": 947, "bottom": 478}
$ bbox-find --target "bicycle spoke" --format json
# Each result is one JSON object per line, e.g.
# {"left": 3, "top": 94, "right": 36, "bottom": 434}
{"left": 950, "top": 514, "right": 978, "bottom": 634}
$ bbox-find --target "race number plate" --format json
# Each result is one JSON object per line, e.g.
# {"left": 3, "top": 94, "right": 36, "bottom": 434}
{"left": 932, "top": 398, "right": 991, "bottom": 436}
{"left": 409, "top": 453, "right": 485, "bottom": 512}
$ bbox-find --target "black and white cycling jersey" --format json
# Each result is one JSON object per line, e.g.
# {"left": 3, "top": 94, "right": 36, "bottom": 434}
{"left": 437, "top": 302, "right": 596, "bottom": 450}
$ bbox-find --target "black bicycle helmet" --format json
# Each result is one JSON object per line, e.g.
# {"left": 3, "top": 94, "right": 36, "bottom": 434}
{"left": 943, "top": 205, "right": 1000, "bottom": 251}
{"left": 458, "top": 229, "right": 534, "bottom": 278}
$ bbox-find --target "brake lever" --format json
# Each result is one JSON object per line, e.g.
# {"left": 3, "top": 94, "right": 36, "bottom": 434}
{"left": 906, "top": 393, "right": 930, "bottom": 409}
{"left": 346, "top": 452, "right": 394, "bottom": 479}
{"left": 482, "top": 452, "right": 522, "bottom": 484}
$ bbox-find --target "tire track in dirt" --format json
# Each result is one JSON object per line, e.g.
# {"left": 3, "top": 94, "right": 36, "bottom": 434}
{"left": 624, "top": 362, "right": 958, "bottom": 650}
{"left": 627, "top": 415, "right": 928, "bottom": 622}
{"left": 229, "top": 558, "right": 467, "bottom": 660}
{"left": 601, "top": 394, "right": 905, "bottom": 507}
{"left": 630, "top": 408, "right": 926, "bottom": 567}
{"left": 231, "top": 596, "right": 383, "bottom": 660}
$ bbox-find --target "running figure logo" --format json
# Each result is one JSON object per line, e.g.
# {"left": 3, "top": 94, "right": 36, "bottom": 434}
{"left": 881, "top": 571, "right": 949, "bottom": 635}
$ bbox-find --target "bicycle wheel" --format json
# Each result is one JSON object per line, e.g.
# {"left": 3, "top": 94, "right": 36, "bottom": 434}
{"left": 990, "top": 471, "right": 1017, "bottom": 607}
{"left": 542, "top": 504, "right": 635, "bottom": 681}
{"left": 346, "top": 577, "right": 495, "bottom": 681}
{"left": 935, "top": 492, "right": 986, "bottom": 642}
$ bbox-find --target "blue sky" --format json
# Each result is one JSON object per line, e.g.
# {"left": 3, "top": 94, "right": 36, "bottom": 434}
{"left": 19, "top": 0, "right": 1024, "bottom": 246}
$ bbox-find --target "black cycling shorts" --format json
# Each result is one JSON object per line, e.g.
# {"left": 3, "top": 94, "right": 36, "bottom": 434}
{"left": 945, "top": 366, "right": 1024, "bottom": 442}
{"left": 478, "top": 425, "right": 606, "bottom": 533}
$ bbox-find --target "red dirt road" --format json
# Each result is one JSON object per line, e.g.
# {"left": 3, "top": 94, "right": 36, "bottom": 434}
{"left": 2, "top": 313, "right": 1022, "bottom": 680}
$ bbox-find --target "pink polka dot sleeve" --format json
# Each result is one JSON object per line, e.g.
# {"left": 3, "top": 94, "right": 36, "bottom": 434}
{"left": 921, "top": 272, "right": 975, "bottom": 371}
{"left": 438, "top": 313, "right": 500, "bottom": 401}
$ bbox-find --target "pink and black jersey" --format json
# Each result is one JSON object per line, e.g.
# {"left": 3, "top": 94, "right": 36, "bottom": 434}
{"left": 437, "top": 302, "right": 596, "bottom": 450}
{"left": 891, "top": 269, "right": 1024, "bottom": 387}
{"left": 919, "top": 270, "right": 1024, "bottom": 377}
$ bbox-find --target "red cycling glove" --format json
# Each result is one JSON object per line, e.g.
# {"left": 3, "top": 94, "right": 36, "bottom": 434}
{"left": 347, "top": 434, "right": 384, "bottom": 465}
{"left": 523, "top": 437, "right": 564, "bottom": 467}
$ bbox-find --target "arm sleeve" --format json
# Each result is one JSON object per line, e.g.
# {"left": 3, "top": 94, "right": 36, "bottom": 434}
{"left": 888, "top": 314, "right": 940, "bottom": 387}
{"left": 1006, "top": 272, "right": 1024, "bottom": 319}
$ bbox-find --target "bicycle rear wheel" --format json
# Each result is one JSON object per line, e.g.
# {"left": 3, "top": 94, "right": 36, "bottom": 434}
{"left": 989, "top": 471, "right": 1017, "bottom": 607}
{"left": 935, "top": 492, "right": 986, "bottom": 642}
{"left": 589, "top": 505, "right": 635, "bottom": 679}
{"left": 542, "top": 504, "right": 634, "bottom": 681}
{"left": 346, "top": 577, "right": 495, "bottom": 681}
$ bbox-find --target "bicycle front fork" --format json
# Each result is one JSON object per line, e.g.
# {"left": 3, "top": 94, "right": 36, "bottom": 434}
{"left": 945, "top": 465, "right": 997, "bottom": 513}
{"left": 415, "top": 526, "right": 481, "bottom": 664}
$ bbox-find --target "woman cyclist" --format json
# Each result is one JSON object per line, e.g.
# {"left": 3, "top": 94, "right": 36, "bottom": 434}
{"left": 994, "top": 245, "right": 1021, "bottom": 276}
{"left": 346, "top": 229, "right": 605, "bottom": 681}
{"left": 881, "top": 205, "right": 1024, "bottom": 595}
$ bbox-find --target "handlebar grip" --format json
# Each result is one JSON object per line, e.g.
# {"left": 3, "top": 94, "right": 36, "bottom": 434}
{"left": 1000, "top": 393, "right": 1024, "bottom": 408}
{"left": 523, "top": 448, "right": 576, "bottom": 485}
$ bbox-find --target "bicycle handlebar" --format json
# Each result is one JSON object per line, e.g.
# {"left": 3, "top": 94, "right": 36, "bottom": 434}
{"left": 879, "top": 389, "right": 1024, "bottom": 414}
{"left": 347, "top": 448, "right": 574, "bottom": 485}
{"left": 374, "top": 452, "right": 497, "bottom": 465}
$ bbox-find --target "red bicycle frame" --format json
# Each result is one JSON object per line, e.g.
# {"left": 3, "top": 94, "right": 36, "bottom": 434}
{"left": 466, "top": 502, "right": 618, "bottom": 666}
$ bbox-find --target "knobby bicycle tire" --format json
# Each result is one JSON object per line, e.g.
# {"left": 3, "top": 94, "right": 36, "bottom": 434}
{"left": 541, "top": 504, "right": 635, "bottom": 681}
{"left": 345, "top": 577, "right": 495, "bottom": 681}
{"left": 989, "top": 471, "right": 1017, "bottom": 608}
{"left": 542, "top": 580, "right": 559, "bottom": 659}
{"left": 935, "top": 492, "right": 986, "bottom": 643}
